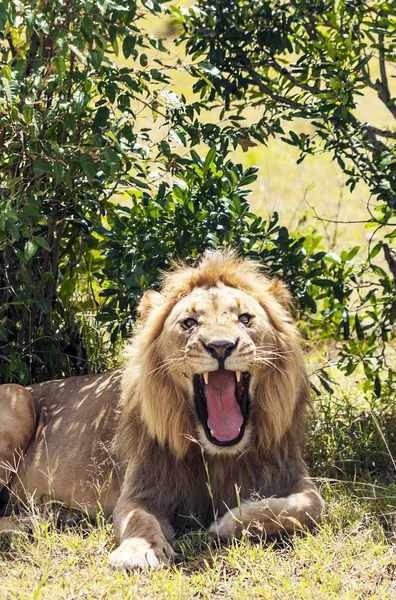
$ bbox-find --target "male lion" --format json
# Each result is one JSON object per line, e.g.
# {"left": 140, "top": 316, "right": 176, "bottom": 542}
{"left": 0, "top": 251, "right": 324, "bottom": 570}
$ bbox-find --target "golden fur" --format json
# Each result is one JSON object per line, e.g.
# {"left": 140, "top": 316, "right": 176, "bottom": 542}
{"left": 0, "top": 250, "right": 324, "bottom": 569}
{"left": 118, "top": 250, "right": 308, "bottom": 458}
{"left": 110, "top": 250, "right": 324, "bottom": 570}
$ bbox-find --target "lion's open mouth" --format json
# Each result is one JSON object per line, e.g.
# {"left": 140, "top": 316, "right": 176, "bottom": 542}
{"left": 193, "top": 370, "right": 249, "bottom": 447}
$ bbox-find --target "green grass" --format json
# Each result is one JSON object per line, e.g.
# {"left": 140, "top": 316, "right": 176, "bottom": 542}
{"left": 1, "top": 486, "right": 395, "bottom": 600}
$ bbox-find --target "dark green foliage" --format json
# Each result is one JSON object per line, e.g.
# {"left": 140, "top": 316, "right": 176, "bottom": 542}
{"left": 0, "top": 0, "right": 170, "bottom": 382}
{"left": 0, "top": 0, "right": 394, "bottom": 420}
{"left": 175, "top": 0, "right": 396, "bottom": 213}
{"left": 97, "top": 149, "right": 353, "bottom": 342}
{"left": 309, "top": 390, "right": 396, "bottom": 483}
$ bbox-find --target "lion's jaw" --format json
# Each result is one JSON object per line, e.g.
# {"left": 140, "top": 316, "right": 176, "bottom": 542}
{"left": 158, "top": 285, "right": 276, "bottom": 455}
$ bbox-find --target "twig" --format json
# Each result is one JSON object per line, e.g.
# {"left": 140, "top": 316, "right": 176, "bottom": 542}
{"left": 7, "top": 33, "right": 16, "bottom": 57}
{"left": 261, "top": 50, "right": 322, "bottom": 95}
{"left": 383, "top": 243, "right": 396, "bottom": 283}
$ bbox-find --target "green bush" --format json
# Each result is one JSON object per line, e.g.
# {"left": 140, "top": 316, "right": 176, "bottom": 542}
{"left": 97, "top": 148, "right": 354, "bottom": 343}
{"left": 0, "top": 0, "right": 394, "bottom": 418}
{"left": 0, "top": 0, "right": 170, "bottom": 381}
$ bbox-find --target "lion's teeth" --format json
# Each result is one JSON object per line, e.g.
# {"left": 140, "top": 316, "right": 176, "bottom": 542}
{"left": 210, "top": 430, "right": 216, "bottom": 439}
{"left": 203, "top": 372, "right": 209, "bottom": 385}
{"left": 235, "top": 371, "right": 241, "bottom": 382}
{"left": 238, "top": 428, "right": 241, "bottom": 434}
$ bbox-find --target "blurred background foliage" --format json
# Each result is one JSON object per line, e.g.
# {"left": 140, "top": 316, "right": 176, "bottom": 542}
{"left": 0, "top": 1, "right": 395, "bottom": 478}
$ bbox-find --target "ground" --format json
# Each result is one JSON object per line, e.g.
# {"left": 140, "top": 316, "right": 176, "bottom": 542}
{"left": 1, "top": 485, "right": 395, "bottom": 600}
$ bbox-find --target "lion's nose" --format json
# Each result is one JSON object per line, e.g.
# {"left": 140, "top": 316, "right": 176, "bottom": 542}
{"left": 203, "top": 339, "right": 239, "bottom": 368}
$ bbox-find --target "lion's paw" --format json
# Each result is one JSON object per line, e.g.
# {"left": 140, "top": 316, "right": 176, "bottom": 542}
{"left": 109, "top": 537, "right": 174, "bottom": 571}
{"left": 208, "top": 511, "right": 243, "bottom": 542}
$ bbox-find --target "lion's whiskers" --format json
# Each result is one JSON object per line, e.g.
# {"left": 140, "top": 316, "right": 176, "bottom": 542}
{"left": 255, "top": 350, "right": 293, "bottom": 363}
{"left": 255, "top": 345, "right": 294, "bottom": 355}
{"left": 253, "top": 356, "right": 287, "bottom": 376}
{"left": 148, "top": 354, "right": 185, "bottom": 377}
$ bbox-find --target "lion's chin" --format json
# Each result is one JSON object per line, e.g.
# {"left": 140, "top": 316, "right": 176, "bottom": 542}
{"left": 193, "top": 371, "right": 250, "bottom": 447}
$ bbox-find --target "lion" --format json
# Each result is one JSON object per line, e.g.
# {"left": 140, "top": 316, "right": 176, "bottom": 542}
{"left": 0, "top": 250, "right": 324, "bottom": 569}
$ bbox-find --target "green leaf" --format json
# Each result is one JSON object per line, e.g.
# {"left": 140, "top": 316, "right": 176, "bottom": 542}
{"left": 53, "top": 161, "right": 65, "bottom": 183}
{"left": 370, "top": 242, "right": 382, "bottom": 259}
{"left": 36, "top": 237, "right": 51, "bottom": 251}
{"left": 311, "top": 279, "right": 336, "bottom": 287}
{"left": 24, "top": 240, "right": 38, "bottom": 260}
{"left": 123, "top": 35, "right": 136, "bottom": 59}
{"left": 1, "top": 77, "right": 14, "bottom": 106}
{"left": 73, "top": 90, "right": 88, "bottom": 115}
{"left": 173, "top": 185, "right": 185, "bottom": 200}
{"left": 198, "top": 62, "right": 221, "bottom": 77}
{"left": 64, "top": 113, "right": 76, "bottom": 131}
{"left": 91, "top": 50, "right": 103, "bottom": 70}
{"left": 317, "top": 374, "right": 334, "bottom": 395}
{"left": 23, "top": 103, "right": 33, "bottom": 124}
{"left": 98, "top": 288, "right": 119, "bottom": 297}
{"left": 6, "top": 218, "right": 20, "bottom": 241}
{"left": 81, "top": 15, "right": 93, "bottom": 41}
{"left": 18, "top": 361, "right": 30, "bottom": 385}
{"left": 355, "top": 314, "right": 364, "bottom": 340}
{"left": 347, "top": 246, "right": 360, "bottom": 261}
{"left": 103, "top": 148, "right": 120, "bottom": 172}
{"left": 33, "top": 158, "right": 52, "bottom": 177}
{"left": 60, "top": 277, "right": 77, "bottom": 303}
{"left": 36, "top": 293, "right": 49, "bottom": 314}
{"left": 93, "top": 106, "right": 110, "bottom": 130}
{"left": 53, "top": 57, "right": 66, "bottom": 81}
{"left": 203, "top": 146, "right": 216, "bottom": 172}
{"left": 80, "top": 154, "right": 97, "bottom": 180}
{"left": 374, "top": 375, "right": 381, "bottom": 398}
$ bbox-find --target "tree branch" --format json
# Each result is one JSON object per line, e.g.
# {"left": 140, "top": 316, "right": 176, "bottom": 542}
{"left": 373, "top": 33, "right": 396, "bottom": 121}
{"left": 366, "top": 125, "right": 396, "bottom": 140}
{"left": 264, "top": 54, "right": 322, "bottom": 95}
{"left": 383, "top": 243, "right": 396, "bottom": 283}
{"left": 378, "top": 33, "right": 388, "bottom": 93}
{"left": 247, "top": 68, "right": 306, "bottom": 111}
{"left": 365, "top": 126, "right": 391, "bottom": 153}
{"left": 7, "top": 33, "right": 17, "bottom": 58}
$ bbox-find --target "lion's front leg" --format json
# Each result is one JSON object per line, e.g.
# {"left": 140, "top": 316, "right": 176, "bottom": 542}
{"left": 110, "top": 496, "right": 175, "bottom": 571}
{"left": 209, "top": 479, "right": 324, "bottom": 541}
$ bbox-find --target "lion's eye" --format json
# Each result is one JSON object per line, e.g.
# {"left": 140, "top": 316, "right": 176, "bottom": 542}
{"left": 239, "top": 313, "right": 253, "bottom": 326}
{"left": 182, "top": 318, "right": 198, "bottom": 330}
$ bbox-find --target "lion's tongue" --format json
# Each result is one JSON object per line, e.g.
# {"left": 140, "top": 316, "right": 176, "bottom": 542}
{"left": 204, "top": 370, "right": 243, "bottom": 442}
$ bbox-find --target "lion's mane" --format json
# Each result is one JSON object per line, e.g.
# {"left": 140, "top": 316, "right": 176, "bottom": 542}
{"left": 117, "top": 251, "right": 310, "bottom": 465}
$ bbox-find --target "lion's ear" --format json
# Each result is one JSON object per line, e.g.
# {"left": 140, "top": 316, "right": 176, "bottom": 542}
{"left": 138, "top": 290, "right": 164, "bottom": 322}
{"left": 266, "top": 278, "right": 293, "bottom": 312}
